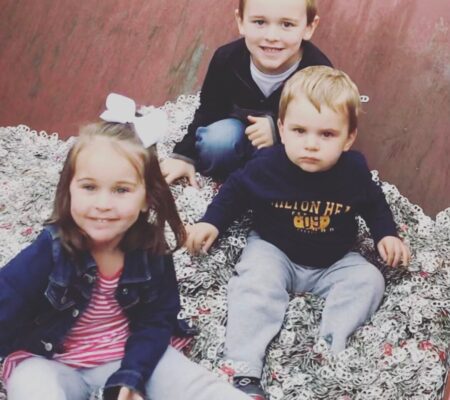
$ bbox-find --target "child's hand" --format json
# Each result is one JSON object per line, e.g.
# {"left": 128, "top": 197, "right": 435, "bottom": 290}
{"left": 117, "top": 387, "right": 144, "bottom": 400}
{"left": 160, "top": 158, "right": 199, "bottom": 188}
{"left": 377, "top": 236, "right": 411, "bottom": 267}
{"left": 245, "top": 115, "right": 274, "bottom": 149}
{"left": 185, "top": 222, "right": 219, "bottom": 255}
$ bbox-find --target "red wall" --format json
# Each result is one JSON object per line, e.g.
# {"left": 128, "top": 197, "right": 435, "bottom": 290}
{"left": 0, "top": 0, "right": 449, "bottom": 216}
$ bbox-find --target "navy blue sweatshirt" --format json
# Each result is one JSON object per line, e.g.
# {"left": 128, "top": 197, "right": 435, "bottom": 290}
{"left": 201, "top": 145, "right": 398, "bottom": 268}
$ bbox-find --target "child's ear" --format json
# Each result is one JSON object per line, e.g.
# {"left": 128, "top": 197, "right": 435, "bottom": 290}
{"left": 235, "top": 9, "right": 245, "bottom": 35}
{"left": 344, "top": 129, "right": 357, "bottom": 151}
{"left": 303, "top": 15, "right": 320, "bottom": 41}
{"left": 277, "top": 118, "right": 286, "bottom": 144}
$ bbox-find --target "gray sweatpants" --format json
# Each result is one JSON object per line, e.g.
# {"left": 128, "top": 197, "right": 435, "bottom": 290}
{"left": 225, "top": 231, "right": 385, "bottom": 378}
{"left": 7, "top": 346, "right": 251, "bottom": 400}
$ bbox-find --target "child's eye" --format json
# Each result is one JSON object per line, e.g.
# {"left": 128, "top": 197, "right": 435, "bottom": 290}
{"left": 282, "top": 21, "right": 294, "bottom": 28}
{"left": 82, "top": 184, "right": 96, "bottom": 191}
{"left": 115, "top": 187, "right": 130, "bottom": 194}
{"left": 252, "top": 19, "right": 265, "bottom": 26}
{"left": 294, "top": 128, "right": 305, "bottom": 134}
{"left": 321, "top": 131, "right": 334, "bottom": 138}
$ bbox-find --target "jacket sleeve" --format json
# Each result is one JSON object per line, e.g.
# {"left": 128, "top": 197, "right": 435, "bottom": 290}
{"left": 103, "top": 254, "right": 181, "bottom": 398}
{"left": 356, "top": 155, "right": 398, "bottom": 244}
{"left": 200, "top": 166, "right": 254, "bottom": 233}
{"left": 172, "top": 48, "right": 232, "bottom": 161}
{"left": 0, "top": 230, "right": 54, "bottom": 356}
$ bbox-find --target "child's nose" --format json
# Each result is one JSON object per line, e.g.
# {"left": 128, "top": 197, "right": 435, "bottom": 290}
{"left": 264, "top": 24, "right": 280, "bottom": 41}
{"left": 94, "top": 191, "right": 112, "bottom": 210}
{"left": 304, "top": 134, "right": 319, "bottom": 150}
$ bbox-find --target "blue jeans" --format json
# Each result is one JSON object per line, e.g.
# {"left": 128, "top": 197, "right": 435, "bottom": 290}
{"left": 195, "top": 118, "right": 255, "bottom": 178}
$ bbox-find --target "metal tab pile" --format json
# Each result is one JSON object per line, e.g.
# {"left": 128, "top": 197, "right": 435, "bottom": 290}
{"left": 0, "top": 94, "right": 449, "bottom": 399}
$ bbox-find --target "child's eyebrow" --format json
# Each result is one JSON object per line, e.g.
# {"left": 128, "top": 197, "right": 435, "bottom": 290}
{"left": 75, "top": 177, "right": 139, "bottom": 186}
{"left": 248, "top": 14, "right": 267, "bottom": 19}
{"left": 75, "top": 177, "right": 95, "bottom": 182}
{"left": 280, "top": 17, "right": 300, "bottom": 23}
{"left": 115, "top": 180, "right": 139, "bottom": 186}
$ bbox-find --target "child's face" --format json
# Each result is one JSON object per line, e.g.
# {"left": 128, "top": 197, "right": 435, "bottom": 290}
{"left": 69, "top": 138, "right": 147, "bottom": 251}
{"left": 278, "top": 94, "right": 356, "bottom": 172}
{"left": 236, "top": 0, "right": 318, "bottom": 75}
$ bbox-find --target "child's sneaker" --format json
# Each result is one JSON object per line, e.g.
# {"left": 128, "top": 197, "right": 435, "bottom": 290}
{"left": 233, "top": 376, "right": 267, "bottom": 400}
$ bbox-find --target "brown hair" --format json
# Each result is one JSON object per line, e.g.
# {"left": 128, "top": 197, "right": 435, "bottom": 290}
{"left": 238, "top": 0, "right": 318, "bottom": 25}
{"left": 278, "top": 66, "right": 361, "bottom": 133}
{"left": 48, "top": 121, "right": 186, "bottom": 258}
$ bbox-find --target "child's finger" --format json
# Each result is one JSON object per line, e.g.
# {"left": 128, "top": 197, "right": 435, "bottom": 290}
{"left": 401, "top": 244, "right": 411, "bottom": 266}
{"left": 164, "top": 172, "right": 177, "bottom": 184}
{"left": 245, "top": 124, "right": 258, "bottom": 136}
{"left": 247, "top": 115, "right": 258, "bottom": 123}
{"left": 184, "top": 232, "right": 194, "bottom": 253}
{"left": 201, "top": 235, "right": 215, "bottom": 254}
{"left": 187, "top": 170, "right": 199, "bottom": 189}
{"left": 377, "top": 241, "right": 387, "bottom": 263}
{"left": 391, "top": 246, "right": 402, "bottom": 267}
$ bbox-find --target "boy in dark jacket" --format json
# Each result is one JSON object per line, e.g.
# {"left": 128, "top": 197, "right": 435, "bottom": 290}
{"left": 186, "top": 66, "right": 410, "bottom": 399}
{"left": 161, "top": 0, "right": 331, "bottom": 185}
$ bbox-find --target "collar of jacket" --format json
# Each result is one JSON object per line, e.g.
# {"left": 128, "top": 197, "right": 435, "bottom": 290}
{"left": 44, "top": 225, "right": 154, "bottom": 288}
{"left": 228, "top": 37, "right": 311, "bottom": 98}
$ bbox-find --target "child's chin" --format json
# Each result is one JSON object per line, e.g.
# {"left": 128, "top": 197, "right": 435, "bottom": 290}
{"left": 299, "top": 163, "right": 323, "bottom": 173}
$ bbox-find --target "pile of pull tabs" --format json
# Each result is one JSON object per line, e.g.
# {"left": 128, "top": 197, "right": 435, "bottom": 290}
{"left": 0, "top": 93, "right": 448, "bottom": 400}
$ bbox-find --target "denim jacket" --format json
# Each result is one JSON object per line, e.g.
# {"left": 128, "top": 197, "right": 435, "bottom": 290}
{"left": 0, "top": 225, "right": 182, "bottom": 398}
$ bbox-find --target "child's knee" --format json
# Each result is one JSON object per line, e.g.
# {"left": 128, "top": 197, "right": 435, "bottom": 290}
{"left": 7, "top": 359, "right": 61, "bottom": 400}
{"left": 355, "top": 264, "right": 385, "bottom": 300}
{"left": 196, "top": 118, "right": 246, "bottom": 152}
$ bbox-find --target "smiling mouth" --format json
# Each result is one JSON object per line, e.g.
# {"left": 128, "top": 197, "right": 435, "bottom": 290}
{"left": 90, "top": 218, "right": 115, "bottom": 223}
{"left": 260, "top": 46, "right": 283, "bottom": 53}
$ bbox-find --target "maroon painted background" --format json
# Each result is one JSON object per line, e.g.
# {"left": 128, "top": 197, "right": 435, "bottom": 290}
{"left": 0, "top": 0, "right": 449, "bottom": 217}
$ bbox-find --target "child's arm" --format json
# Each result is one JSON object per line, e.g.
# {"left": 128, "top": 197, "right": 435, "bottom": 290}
{"left": 185, "top": 222, "right": 219, "bottom": 255}
{"left": 170, "top": 48, "right": 231, "bottom": 171}
{"left": 0, "top": 230, "right": 54, "bottom": 349}
{"left": 185, "top": 164, "right": 256, "bottom": 255}
{"left": 377, "top": 235, "right": 411, "bottom": 267}
{"left": 160, "top": 157, "right": 198, "bottom": 187}
{"left": 353, "top": 152, "right": 410, "bottom": 267}
{"left": 103, "top": 255, "right": 181, "bottom": 399}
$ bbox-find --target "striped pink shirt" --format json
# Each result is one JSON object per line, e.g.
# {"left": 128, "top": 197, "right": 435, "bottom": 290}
{"left": 53, "top": 268, "right": 129, "bottom": 367}
{"left": 1, "top": 269, "right": 193, "bottom": 382}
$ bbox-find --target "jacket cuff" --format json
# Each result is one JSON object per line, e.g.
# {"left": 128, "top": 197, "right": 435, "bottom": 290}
{"left": 264, "top": 115, "right": 278, "bottom": 144}
{"left": 103, "top": 369, "right": 145, "bottom": 400}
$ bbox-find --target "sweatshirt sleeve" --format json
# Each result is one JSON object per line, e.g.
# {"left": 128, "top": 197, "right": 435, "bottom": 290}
{"left": 356, "top": 154, "right": 398, "bottom": 244}
{"left": 172, "top": 47, "right": 231, "bottom": 161}
{"left": 200, "top": 167, "right": 254, "bottom": 233}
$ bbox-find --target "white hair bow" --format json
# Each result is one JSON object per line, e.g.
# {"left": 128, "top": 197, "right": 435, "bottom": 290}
{"left": 100, "top": 93, "right": 168, "bottom": 148}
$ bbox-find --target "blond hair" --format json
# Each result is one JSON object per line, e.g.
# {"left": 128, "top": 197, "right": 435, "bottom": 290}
{"left": 279, "top": 66, "right": 361, "bottom": 133}
{"left": 238, "top": 0, "right": 317, "bottom": 25}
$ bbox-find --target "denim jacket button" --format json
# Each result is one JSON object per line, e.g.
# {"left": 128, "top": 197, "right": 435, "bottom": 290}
{"left": 61, "top": 296, "right": 67, "bottom": 304}
{"left": 42, "top": 341, "right": 53, "bottom": 352}
{"left": 122, "top": 287, "right": 129, "bottom": 295}
{"left": 72, "top": 309, "right": 80, "bottom": 318}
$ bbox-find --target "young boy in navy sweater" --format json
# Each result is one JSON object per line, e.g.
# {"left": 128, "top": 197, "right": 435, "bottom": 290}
{"left": 186, "top": 66, "right": 410, "bottom": 399}
{"left": 161, "top": 0, "right": 331, "bottom": 186}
